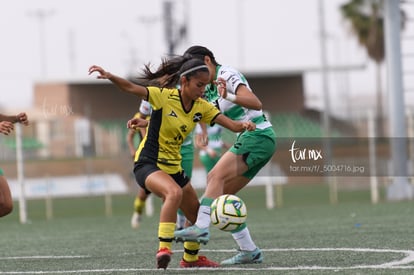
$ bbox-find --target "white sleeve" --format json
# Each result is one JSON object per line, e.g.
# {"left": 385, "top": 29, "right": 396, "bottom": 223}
{"left": 139, "top": 100, "right": 152, "bottom": 116}
{"left": 219, "top": 71, "right": 249, "bottom": 95}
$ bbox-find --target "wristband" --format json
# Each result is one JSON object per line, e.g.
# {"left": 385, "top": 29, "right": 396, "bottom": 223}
{"left": 225, "top": 93, "right": 236, "bottom": 102}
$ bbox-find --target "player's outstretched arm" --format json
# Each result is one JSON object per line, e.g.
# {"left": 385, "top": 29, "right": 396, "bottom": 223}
{"left": 0, "top": 112, "right": 28, "bottom": 125}
{"left": 88, "top": 65, "right": 148, "bottom": 100}
{"left": 0, "top": 112, "right": 29, "bottom": 135}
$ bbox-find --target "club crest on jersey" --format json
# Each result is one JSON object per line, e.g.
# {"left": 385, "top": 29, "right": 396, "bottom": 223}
{"left": 193, "top": 112, "right": 202, "bottom": 122}
{"left": 168, "top": 110, "right": 178, "bottom": 117}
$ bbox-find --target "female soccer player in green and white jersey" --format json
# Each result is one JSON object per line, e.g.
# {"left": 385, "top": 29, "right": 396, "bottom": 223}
{"left": 175, "top": 46, "right": 277, "bottom": 265}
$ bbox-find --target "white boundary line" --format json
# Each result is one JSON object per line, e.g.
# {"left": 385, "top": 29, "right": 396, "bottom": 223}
{"left": 0, "top": 255, "right": 89, "bottom": 260}
{"left": 1, "top": 248, "right": 413, "bottom": 274}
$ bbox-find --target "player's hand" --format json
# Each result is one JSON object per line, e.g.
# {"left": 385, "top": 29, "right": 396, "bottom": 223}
{"left": 16, "top": 112, "right": 29, "bottom": 125}
{"left": 0, "top": 121, "right": 14, "bottom": 135}
{"left": 88, "top": 65, "right": 111, "bottom": 79}
{"left": 243, "top": 121, "right": 256, "bottom": 131}
{"left": 127, "top": 118, "right": 148, "bottom": 130}
{"left": 200, "top": 133, "right": 209, "bottom": 146}
{"left": 215, "top": 77, "right": 227, "bottom": 98}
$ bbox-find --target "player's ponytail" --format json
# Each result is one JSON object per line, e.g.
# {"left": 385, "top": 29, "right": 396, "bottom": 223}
{"left": 138, "top": 54, "right": 195, "bottom": 88}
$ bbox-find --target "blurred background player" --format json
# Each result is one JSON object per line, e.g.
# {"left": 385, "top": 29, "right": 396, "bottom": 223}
{"left": 128, "top": 100, "right": 153, "bottom": 229}
{"left": 0, "top": 112, "right": 29, "bottom": 217}
{"left": 194, "top": 123, "right": 227, "bottom": 173}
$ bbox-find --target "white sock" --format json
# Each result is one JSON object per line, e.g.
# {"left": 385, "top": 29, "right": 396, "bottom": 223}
{"left": 231, "top": 227, "right": 257, "bottom": 251}
{"left": 195, "top": 204, "right": 211, "bottom": 229}
{"left": 176, "top": 213, "right": 186, "bottom": 229}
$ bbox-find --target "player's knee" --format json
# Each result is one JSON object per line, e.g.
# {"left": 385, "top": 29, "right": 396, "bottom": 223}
{"left": 167, "top": 185, "right": 183, "bottom": 202}
{"left": 207, "top": 169, "right": 226, "bottom": 186}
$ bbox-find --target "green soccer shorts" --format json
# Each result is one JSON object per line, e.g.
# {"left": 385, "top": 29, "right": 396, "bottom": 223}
{"left": 180, "top": 143, "right": 194, "bottom": 179}
{"left": 229, "top": 127, "right": 276, "bottom": 179}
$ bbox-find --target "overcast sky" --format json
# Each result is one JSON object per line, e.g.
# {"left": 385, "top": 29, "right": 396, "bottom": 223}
{"left": 1, "top": 0, "right": 413, "bottom": 118}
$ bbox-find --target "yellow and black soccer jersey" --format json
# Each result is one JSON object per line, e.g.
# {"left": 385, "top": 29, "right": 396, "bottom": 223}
{"left": 134, "top": 86, "right": 221, "bottom": 174}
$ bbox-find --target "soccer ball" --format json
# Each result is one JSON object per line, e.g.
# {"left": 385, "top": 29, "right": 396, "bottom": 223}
{"left": 210, "top": 194, "right": 247, "bottom": 231}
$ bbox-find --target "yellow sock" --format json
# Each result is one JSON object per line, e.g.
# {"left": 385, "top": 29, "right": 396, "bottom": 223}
{"left": 183, "top": 241, "right": 200, "bottom": 262}
{"left": 134, "top": 197, "right": 146, "bottom": 214}
{"left": 158, "top": 222, "right": 176, "bottom": 251}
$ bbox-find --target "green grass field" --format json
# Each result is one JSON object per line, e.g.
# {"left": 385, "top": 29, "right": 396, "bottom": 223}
{"left": 1, "top": 184, "right": 413, "bottom": 274}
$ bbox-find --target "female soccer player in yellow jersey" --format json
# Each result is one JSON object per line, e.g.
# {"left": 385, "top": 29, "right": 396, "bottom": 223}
{"left": 88, "top": 58, "right": 255, "bottom": 269}
{"left": 127, "top": 72, "right": 206, "bottom": 230}
{"left": 174, "top": 46, "right": 277, "bottom": 265}
{"left": 128, "top": 99, "right": 200, "bottom": 230}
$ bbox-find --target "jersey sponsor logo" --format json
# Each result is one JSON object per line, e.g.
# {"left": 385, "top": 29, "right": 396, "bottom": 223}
{"left": 193, "top": 112, "right": 202, "bottom": 122}
{"left": 165, "top": 140, "right": 181, "bottom": 145}
{"left": 174, "top": 133, "right": 183, "bottom": 143}
{"left": 230, "top": 76, "right": 238, "bottom": 86}
{"left": 165, "top": 132, "right": 184, "bottom": 146}
{"left": 168, "top": 110, "right": 178, "bottom": 117}
{"left": 180, "top": 125, "right": 188, "bottom": 133}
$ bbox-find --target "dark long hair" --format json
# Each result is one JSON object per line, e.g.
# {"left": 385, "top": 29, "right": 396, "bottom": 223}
{"left": 138, "top": 55, "right": 208, "bottom": 87}
{"left": 184, "top": 45, "right": 219, "bottom": 66}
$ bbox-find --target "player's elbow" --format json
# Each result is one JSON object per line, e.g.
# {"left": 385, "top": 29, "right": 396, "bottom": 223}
{"left": 0, "top": 202, "right": 13, "bottom": 217}
{"left": 252, "top": 101, "right": 262, "bottom": 110}
{"left": 243, "top": 97, "right": 262, "bottom": 110}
